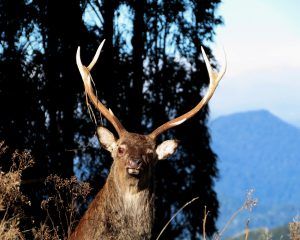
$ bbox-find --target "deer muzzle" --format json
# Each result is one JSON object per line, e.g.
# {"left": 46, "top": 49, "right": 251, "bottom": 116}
{"left": 126, "top": 159, "right": 142, "bottom": 175}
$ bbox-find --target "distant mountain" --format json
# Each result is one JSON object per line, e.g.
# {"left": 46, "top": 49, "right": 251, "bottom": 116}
{"left": 210, "top": 110, "right": 300, "bottom": 237}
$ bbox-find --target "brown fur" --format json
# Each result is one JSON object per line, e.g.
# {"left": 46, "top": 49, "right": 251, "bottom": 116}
{"left": 69, "top": 132, "right": 158, "bottom": 240}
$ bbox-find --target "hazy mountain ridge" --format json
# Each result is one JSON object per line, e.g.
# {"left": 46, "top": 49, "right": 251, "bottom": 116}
{"left": 210, "top": 110, "right": 300, "bottom": 236}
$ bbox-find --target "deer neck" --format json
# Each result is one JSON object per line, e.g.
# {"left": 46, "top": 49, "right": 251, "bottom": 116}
{"left": 103, "top": 170, "right": 155, "bottom": 231}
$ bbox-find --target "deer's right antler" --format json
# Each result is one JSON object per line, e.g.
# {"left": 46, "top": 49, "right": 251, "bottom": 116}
{"left": 76, "top": 40, "right": 127, "bottom": 137}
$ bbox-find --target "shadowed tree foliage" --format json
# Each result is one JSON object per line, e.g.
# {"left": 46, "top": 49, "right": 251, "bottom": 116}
{"left": 0, "top": 0, "right": 222, "bottom": 239}
{"left": 0, "top": 0, "right": 90, "bottom": 236}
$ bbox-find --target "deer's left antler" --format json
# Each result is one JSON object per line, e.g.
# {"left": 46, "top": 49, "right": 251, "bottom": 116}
{"left": 148, "top": 47, "right": 226, "bottom": 140}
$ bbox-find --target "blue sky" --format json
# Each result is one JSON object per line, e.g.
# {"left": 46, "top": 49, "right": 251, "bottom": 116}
{"left": 209, "top": 0, "right": 300, "bottom": 127}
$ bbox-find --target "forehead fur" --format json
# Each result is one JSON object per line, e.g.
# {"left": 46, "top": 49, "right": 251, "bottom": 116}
{"left": 118, "top": 132, "right": 155, "bottom": 150}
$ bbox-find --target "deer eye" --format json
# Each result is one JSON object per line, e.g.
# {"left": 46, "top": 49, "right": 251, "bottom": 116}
{"left": 117, "top": 146, "right": 126, "bottom": 155}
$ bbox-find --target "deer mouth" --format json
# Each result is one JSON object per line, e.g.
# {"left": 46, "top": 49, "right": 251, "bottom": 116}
{"left": 126, "top": 159, "right": 142, "bottom": 176}
{"left": 127, "top": 168, "right": 140, "bottom": 176}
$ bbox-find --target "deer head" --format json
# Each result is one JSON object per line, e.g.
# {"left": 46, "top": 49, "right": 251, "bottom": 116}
{"left": 76, "top": 40, "right": 226, "bottom": 191}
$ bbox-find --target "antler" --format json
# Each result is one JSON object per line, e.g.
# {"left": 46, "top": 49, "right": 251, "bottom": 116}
{"left": 148, "top": 47, "right": 226, "bottom": 140}
{"left": 76, "top": 40, "right": 126, "bottom": 137}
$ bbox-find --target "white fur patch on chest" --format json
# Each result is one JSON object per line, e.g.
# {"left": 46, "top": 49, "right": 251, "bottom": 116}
{"left": 123, "top": 191, "right": 142, "bottom": 213}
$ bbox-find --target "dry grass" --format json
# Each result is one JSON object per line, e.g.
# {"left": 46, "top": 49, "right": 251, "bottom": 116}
{"left": 155, "top": 189, "right": 259, "bottom": 240}
{"left": 1, "top": 140, "right": 299, "bottom": 239}
{"left": 0, "top": 141, "right": 33, "bottom": 240}
{"left": 289, "top": 221, "right": 300, "bottom": 240}
{"left": 155, "top": 197, "right": 199, "bottom": 240}
{"left": 212, "top": 189, "right": 258, "bottom": 240}
{"left": 0, "top": 140, "right": 91, "bottom": 240}
{"left": 35, "top": 174, "right": 91, "bottom": 240}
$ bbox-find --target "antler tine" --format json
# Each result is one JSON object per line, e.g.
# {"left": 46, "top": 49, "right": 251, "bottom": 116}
{"left": 87, "top": 39, "right": 105, "bottom": 71}
{"left": 76, "top": 40, "right": 126, "bottom": 137}
{"left": 148, "top": 47, "right": 226, "bottom": 140}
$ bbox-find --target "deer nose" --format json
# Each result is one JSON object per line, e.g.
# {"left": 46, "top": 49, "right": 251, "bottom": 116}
{"left": 128, "top": 159, "right": 142, "bottom": 169}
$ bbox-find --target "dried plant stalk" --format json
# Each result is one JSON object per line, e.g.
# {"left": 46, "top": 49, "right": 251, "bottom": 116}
{"left": 289, "top": 222, "right": 300, "bottom": 240}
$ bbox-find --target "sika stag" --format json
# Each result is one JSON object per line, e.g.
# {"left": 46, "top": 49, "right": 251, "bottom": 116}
{"left": 69, "top": 40, "right": 226, "bottom": 240}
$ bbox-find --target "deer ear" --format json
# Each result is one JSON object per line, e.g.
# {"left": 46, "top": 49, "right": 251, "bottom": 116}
{"left": 97, "top": 127, "right": 117, "bottom": 152}
{"left": 156, "top": 140, "right": 178, "bottom": 160}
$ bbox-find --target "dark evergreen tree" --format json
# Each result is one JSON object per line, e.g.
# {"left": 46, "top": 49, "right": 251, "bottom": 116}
{"left": 0, "top": 0, "right": 89, "bottom": 236}
{"left": 83, "top": 1, "right": 222, "bottom": 238}
{"left": 0, "top": 0, "right": 222, "bottom": 238}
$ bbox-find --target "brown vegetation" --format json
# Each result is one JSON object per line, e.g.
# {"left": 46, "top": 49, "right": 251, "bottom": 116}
{"left": 33, "top": 175, "right": 91, "bottom": 240}
{"left": 0, "top": 141, "right": 33, "bottom": 239}
{"left": 0, "top": 141, "right": 91, "bottom": 240}
{"left": 1, "top": 139, "right": 299, "bottom": 240}
{"left": 289, "top": 221, "right": 300, "bottom": 240}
